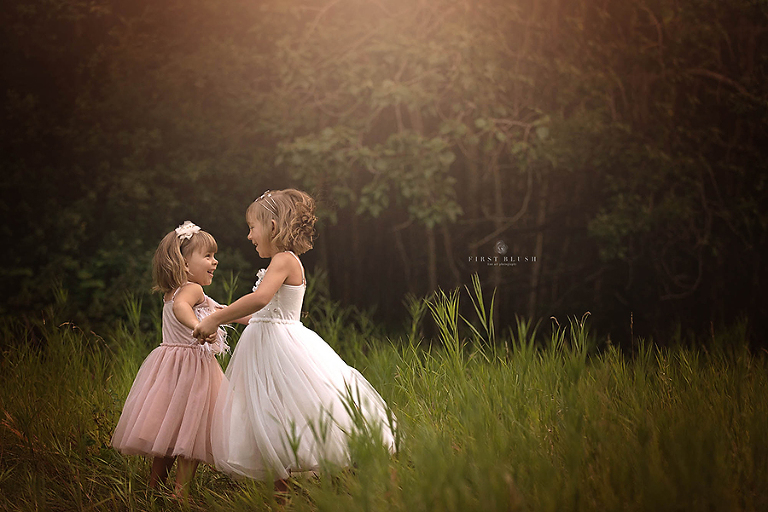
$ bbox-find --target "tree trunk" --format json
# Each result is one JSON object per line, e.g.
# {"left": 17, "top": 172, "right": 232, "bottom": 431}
{"left": 426, "top": 225, "right": 437, "bottom": 293}
{"left": 441, "top": 224, "right": 461, "bottom": 287}
{"left": 528, "top": 175, "right": 548, "bottom": 320}
{"left": 466, "top": 142, "right": 480, "bottom": 219}
{"left": 393, "top": 221, "right": 413, "bottom": 294}
{"left": 349, "top": 212, "right": 361, "bottom": 303}
{"left": 490, "top": 148, "right": 504, "bottom": 327}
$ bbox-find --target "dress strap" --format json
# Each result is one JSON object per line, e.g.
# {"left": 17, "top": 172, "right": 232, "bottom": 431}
{"left": 286, "top": 251, "right": 305, "bottom": 285}
{"left": 171, "top": 282, "right": 191, "bottom": 301}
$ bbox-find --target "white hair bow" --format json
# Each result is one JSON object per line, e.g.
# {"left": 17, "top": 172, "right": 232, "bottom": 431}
{"left": 175, "top": 221, "right": 201, "bottom": 240}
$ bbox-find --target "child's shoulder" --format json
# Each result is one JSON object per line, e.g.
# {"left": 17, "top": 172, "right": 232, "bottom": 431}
{"left": 270, "top": 251, "right": 302, "bottom": 271}
{"left": 271, "top": 251, "right": 300, "bottom": 264}
{"left": 172, "top": 282, "right": 206, "bottom": 305}
{"left": 268, "top": 251, "right": 304, "bottom": 285}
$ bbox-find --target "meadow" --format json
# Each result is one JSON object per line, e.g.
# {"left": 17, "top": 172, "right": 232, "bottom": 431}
{"left": 1, "top": 276, "right": 766, "bottom": 511}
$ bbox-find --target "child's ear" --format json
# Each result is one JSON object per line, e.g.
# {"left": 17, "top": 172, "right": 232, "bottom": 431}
{"left": 270, "top": 219, "right": 276, "bottom": 234}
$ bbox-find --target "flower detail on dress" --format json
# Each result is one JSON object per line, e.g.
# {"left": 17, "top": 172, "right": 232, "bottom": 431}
{"left": 175, "top": 221, "right": 201, "bottom": 240}
{"left": 252, "top": 268, "right": 267, "bottom": 292}
{"left": 194, "top": 298, "right": 230, "bottom": 359}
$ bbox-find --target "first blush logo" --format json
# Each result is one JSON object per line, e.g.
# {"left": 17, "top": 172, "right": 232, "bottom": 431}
{"left": 468, "top": 239, "right": 536, "bottom": 266}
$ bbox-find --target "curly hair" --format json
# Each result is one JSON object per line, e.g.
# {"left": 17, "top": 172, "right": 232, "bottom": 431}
{"left": 152, "top": 226, "right": 218, "bottom": 293}
{"left": 246, "top": 188, "right": 317, "bottom": 255}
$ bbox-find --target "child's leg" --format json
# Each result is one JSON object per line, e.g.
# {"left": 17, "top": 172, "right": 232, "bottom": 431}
{"left": 174, "top": 457, "right": 200, "bottom": 499}
{"left": 273, "top": 477, "right": 291, "bottom": 505}
{"left": 149, "top": 456, "right": 176, "bottom": 489}
{"left": 274, "top": 478, "right": 289, "bottom": 493}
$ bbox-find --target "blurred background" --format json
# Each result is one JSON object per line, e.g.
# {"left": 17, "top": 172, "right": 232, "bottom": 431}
{"left": 2, "top": 0, "right": 766, "bottom": 346}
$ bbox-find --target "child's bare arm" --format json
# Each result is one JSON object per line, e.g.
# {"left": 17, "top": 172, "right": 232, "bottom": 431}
{"left": 172, "top": 284, "right": 207, "bottom": 331}
{"left": 213, "top": 302, "right": 250, "bottom": 325}
{"left": 232, "top": 314, "right": 251, "bottom": 325}
{"left": 193, "top": 254, "right": 294, "bottom": 338}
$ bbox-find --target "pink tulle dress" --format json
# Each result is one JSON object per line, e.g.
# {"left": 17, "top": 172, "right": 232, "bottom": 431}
{"left": 112, "top": 285, "right": 228, "bottom": 464}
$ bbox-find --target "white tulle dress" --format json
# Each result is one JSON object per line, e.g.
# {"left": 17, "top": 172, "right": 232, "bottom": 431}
{"left": 211, "top": 252, "right": 396, "bottom": 480}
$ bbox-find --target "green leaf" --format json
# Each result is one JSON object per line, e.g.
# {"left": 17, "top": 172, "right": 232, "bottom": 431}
{"left": 439, "top": 152, "right": 456, "bottom": 166}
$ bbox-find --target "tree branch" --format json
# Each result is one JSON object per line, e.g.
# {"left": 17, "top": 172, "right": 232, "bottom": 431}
{"left": 468, "top": 166, "right": 534, "bottom": 250}
{"left": 686, "top": 68, "right": 760, "bottom": 101}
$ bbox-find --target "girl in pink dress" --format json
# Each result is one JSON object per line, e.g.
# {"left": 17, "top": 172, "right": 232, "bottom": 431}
{"left": 112, "top": 221, "right": 235, "bottom": 499}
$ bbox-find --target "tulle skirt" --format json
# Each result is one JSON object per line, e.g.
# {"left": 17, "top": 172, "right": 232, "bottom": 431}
{"left": 111, "top": 345, "right": 226, "bottom": 464}
{"left": 211, "top": 320, "right": 395, "bottom": 480}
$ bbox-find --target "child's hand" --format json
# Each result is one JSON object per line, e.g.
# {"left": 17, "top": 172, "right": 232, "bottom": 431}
{"left": 193, "top": 317, "right": 218, "bottom": 340}
{"left": 199, "top": 332, "right": 218, "bottom": 345}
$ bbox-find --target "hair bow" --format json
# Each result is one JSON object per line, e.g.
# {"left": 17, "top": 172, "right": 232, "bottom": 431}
{"left": 175, "top": 221, "right": 201, "bottom": 240}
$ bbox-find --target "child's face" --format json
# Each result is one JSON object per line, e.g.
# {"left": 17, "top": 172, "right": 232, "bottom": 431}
{"left": 247, "top": 217, "right": 275, "bottom": 258}
{"left": 185, "top": 247, "right": 218, "bottom": 286}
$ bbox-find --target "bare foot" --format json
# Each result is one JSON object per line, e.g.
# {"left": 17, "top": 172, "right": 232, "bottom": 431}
{"left": 274, "top": 478, "right": 291, "bottom": 506}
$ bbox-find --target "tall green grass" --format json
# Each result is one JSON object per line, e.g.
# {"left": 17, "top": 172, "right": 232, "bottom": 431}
{"left": 1, "top": 279, "right": 766, "bottom": 511}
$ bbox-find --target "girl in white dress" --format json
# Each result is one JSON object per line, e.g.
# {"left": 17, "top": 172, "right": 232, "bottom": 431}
{"left": 193, "top": 189, "right": 395, "bottom": 485}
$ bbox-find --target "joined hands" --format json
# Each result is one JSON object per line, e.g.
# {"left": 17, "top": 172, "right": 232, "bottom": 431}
{"left": 199, "top": 331, "right": 218, "bottom": 344}
{"left": 193, "top": 317, "right": 219, "bottom": 341}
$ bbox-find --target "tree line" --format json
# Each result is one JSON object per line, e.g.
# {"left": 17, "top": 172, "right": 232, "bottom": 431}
{"left": 2, "top": 0, "right": 767, "bottom": 344}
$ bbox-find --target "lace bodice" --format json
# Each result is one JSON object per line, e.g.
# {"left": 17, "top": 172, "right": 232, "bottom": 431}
{"left": 249, "top": 263, "right": 306, "bottom": 325}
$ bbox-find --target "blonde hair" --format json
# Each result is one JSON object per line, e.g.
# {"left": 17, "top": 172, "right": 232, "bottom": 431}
{"left": 152, "top": 226, "right": 218, "bottom": 293}
{"left": 247, "top": 188, "right": 317, "bottom": 255}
